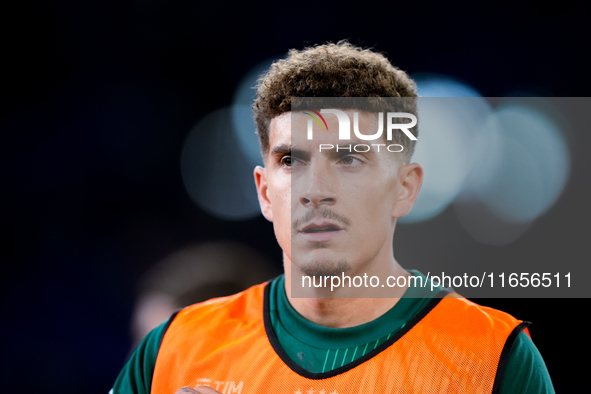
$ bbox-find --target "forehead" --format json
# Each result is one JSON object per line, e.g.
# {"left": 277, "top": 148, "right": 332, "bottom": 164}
{"left": 269, "top": 112, "right": 292, "bottom": 143}
{"left": 269, "top": 110, "right": 378, "bottom": 145}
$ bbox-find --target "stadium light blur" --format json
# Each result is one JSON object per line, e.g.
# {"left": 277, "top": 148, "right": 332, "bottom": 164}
{"left": 181, "top": 107, "right": 262, "bottom": 220}
{"left": 477, "top": 99, "right": 570, "bottom": 223}
{"left": 400, "top": 74, "right": 491, "bottom": 224}
{"left": 231, "top": 58, "right": 277, "bottom": 167}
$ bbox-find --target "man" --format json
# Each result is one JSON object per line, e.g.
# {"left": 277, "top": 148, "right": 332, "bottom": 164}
{"left": 111, "top": 41, "right": 554, "bottom": 393}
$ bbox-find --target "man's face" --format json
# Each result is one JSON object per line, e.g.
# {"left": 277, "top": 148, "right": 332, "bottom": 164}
{"left": 255, "top": 110, "right": 422, "bottom": 277}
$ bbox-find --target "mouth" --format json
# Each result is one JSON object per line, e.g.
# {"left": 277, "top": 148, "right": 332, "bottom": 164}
{"left": 302, "top": 225, "right": 341, "bottom": 233}
{"left": 300, "top": 222, "right": 343, "bottom": 233}
{"left": 298, "top": 222, "right": 344, "bottom": 243}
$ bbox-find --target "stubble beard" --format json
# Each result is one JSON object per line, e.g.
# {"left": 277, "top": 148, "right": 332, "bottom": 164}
{"left": 298, "top": 258, "right": 353, "bottom": 278}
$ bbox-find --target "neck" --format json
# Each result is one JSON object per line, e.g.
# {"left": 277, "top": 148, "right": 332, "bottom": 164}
{"left": 283, "top": 252, "right": 409, "bottom": 328}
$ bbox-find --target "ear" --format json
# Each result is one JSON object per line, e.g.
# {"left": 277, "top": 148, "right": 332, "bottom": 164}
{"left": 392, "top": 162, "right": 423, "bottom": 218}
{"left": 254, "top": 165, "right": 274, "bottom": 222}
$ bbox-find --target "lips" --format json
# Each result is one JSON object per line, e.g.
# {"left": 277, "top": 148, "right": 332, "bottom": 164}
{"left": 298, "top": 221, "right": 344, "bottom": 242}
{"left": 303, "top": 226, "right": 339, "bottom": 233}
{"left": 300, "top": 221, "right": 343, "bottom": 233}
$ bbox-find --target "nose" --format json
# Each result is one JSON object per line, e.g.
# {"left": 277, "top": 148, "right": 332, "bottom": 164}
{"left": 299, "top": 162, "right": 337, "bottom": 208}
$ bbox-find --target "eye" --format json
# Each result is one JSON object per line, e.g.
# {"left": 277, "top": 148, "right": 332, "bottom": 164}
{"left": 280, "top": 156, "right": 291, "bottom": 166}
{"left": 339, "top": 155, "right": 362, "bottom": 166}
{"left": 280, "top": 155, "right": 299, "bottom": 167}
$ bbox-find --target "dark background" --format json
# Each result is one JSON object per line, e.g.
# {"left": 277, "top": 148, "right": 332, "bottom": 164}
{"left": 2, "top": 1, "right": 589, "bottom": 392}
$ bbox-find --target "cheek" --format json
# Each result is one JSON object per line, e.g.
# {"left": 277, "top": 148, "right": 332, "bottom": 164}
{"left": 267, "top": 171, "right": 291, "bottom": 213}
{"left": 270, "top": 190, "right": 291, "bottom": 235}
{"left": 349, "top": 173, "right": 397, "bottom": 203}
{"left": 355, "top": 180, "right": 399, "bottom": 227}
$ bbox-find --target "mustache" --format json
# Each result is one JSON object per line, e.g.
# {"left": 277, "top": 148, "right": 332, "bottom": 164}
{"left": 292, "top": 208, "right": 352, "bottom": 230}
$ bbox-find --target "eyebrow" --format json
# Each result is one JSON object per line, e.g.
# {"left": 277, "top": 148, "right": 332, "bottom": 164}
{"left": 320, "top": 145, "right": 377, "bottom": 160}
{"left": 271, "top": 143, "right": 292, "bottom": 156}
{"left": 270, "top": 143, "right": 310, "bottom": 161}
{"left": 270, "top": 142, "right": 377, "bottom": 162}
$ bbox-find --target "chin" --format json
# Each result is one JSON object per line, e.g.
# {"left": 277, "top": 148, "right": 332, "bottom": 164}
{"left": 297, "top": 259, "right": 352, "bottom": 277}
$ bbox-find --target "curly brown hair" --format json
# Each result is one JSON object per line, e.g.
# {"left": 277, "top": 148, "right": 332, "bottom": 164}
{"left": 253, "top": 41, "right": 419, "bottom": 158}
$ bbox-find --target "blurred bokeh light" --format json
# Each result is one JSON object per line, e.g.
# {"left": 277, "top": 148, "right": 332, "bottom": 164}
{"left": 402, "top": 74, "right": 490, "bottom": 223}
{"left": 476, "top": 100, "right": 570, "bottom": 223}
{"left": 231, "top": 58, "right": 277, "bottom": 167}
{"left": 399, "top": 74, "right": 571, "bottom": 245}
{"left": 181, "top": 107, "right": 262, "bottom": 220}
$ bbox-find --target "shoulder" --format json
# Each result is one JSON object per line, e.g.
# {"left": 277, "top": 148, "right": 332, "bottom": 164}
{"left": 500, "top": 331, "right": 555, "bottom": 393}
{"left": 111, "top": 282, "right": 271, "bottom": 394}
{"left": 152, "top": 281, "right": 271, "bottom": 386}
{"left": 110, "top": 319, "right": 171, "bottom": 394}
{"left": 175, "top": 281, "right": 267, "bottom": 320}
{"left": 431, "top": 296, "right": 555, "bottom": 392}
{"left": 163, "top": 281, "right": 268, "bottom": 341}
{"left": 415, "top": 295, "right": 528, "bottom": 369}
{"left": 428, "top": 294, "right": 526, "bottom": 333}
